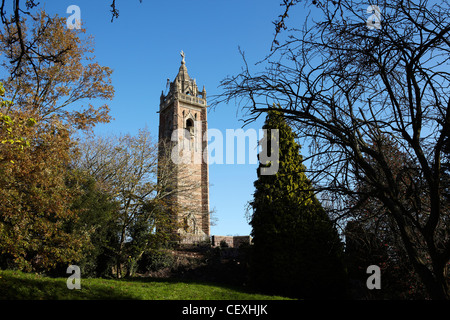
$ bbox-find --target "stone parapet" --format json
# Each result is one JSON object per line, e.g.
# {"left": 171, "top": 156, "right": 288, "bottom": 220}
{"left": 211, "top": 235, "right": 252, "bottom": 248}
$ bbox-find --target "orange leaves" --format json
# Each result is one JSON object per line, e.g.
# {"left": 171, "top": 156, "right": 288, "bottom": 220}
{"left": 70, "top": 104, "right": 112, "bottom": 131}
{"left": 0, "top": 10, "right": 114, "bottom": 132}
{"left": 0, "top": 9, "right": 114, "bottom": 272}
{"left": 0, "top": 108, "right": 88, "bottom": 271}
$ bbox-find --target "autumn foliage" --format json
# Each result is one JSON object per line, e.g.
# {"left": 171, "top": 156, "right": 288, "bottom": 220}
{"left": 0, "top": 9, "right": 113, "bottom": 271}
{"left": 0, "top": 10, "right": 114, "bottom": 130}
{"left": 0, "top": 114, "right": 89, "bottom": 271}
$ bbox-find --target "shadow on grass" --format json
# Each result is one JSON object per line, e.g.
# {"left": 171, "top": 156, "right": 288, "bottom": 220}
{"left": 118, "top": 275, "right": 283, "bottom": 299}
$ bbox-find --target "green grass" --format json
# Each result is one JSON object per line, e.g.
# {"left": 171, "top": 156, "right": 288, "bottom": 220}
{"left": 0, "top": 270, "right": 292, "bottom": 300}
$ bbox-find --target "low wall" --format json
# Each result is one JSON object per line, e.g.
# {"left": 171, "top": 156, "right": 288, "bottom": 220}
{"left": 179, "top": 234, "right": 209, "bottom": 245}
{"left": 211, "top": 235, "right": 252, "bottom": 248}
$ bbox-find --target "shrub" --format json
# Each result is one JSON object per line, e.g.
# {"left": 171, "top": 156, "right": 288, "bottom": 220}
{"left": 137, "top": 250, "right": 175, "bottom": 273}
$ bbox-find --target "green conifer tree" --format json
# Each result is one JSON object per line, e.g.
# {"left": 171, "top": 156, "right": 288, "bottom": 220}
{"left": 249, "top": 107, "right": 347, "bottom": 299}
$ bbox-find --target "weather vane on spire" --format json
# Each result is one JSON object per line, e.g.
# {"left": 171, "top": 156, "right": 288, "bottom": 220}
{"left": 180, "top": 50, "right": 185, "bottom": 64}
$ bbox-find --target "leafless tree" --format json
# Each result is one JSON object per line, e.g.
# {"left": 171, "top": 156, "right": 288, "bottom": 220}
{"left": 73, "top": 128, "right": 201, "bottom": 277}
{"left": 213, "top": 0, "right": 450, "bottom": 299}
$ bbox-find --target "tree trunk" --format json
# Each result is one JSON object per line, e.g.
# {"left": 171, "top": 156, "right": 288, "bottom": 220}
{"left": 116, "top": 227, "right": 126, "bottom": 279}
{"left": 390, "top": 204, "right": 449, "bottom": 299}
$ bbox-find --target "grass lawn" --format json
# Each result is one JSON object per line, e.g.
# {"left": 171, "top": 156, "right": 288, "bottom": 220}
{"left": 0, "top": 269, "right": 292, "bottom": 300}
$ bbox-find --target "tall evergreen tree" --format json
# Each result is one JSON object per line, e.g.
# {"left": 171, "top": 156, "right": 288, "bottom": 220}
{"left": 249, "top": 107, "right": 347, "bottom": 299}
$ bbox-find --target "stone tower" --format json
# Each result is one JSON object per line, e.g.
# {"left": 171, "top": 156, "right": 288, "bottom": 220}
{"left": 158, "top": 51, "right": 209, "bottom": 243}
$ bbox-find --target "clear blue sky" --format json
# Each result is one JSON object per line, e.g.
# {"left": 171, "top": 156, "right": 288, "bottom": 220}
{"left": 36, "top": 0, "right": 305, "bottom": 236}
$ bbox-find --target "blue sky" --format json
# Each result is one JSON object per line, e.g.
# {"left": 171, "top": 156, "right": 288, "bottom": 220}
{"left": 33, "top": 0, "right": 305, "bottom": 236}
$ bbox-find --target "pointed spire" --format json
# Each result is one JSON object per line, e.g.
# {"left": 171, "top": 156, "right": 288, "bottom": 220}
{"left": 178, "top": 51, "right": 188, "bottom": 74}
{"left": 164, "top": 51, "right": 205, "bottom": 103}
{"left": 202, "top": 85, "right": 206, "bottom": 99}
{"left": 174, "top": 50, "right": 190, "bottom": 89}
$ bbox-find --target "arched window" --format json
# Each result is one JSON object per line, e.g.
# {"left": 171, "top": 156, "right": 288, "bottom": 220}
{"left": 186, "top": 118, "right": 194, "bottom": 136}
{"left": 184, "top": 118, "right": 196, "bottom": 151}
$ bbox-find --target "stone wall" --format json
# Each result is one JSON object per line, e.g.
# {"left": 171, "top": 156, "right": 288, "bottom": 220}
{"left": 211, "top": 235, "right": 252, "bottom": 248}
{"left": 179, "top": 233, "right": 210, "bottom": 245}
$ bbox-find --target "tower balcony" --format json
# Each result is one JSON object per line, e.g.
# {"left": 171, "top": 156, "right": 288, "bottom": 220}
{"left": 160, "top": 91, "right": 207, "bottom": 111}
{"left": 179, "top": 92, "right": 207, "bottom": 107}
